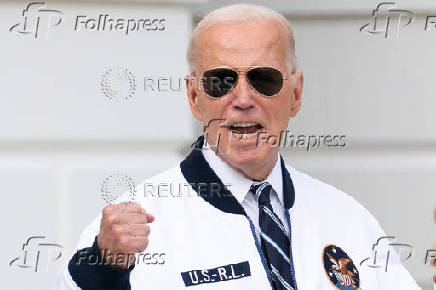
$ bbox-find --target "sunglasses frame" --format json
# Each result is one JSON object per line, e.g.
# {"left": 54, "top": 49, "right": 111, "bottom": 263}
{"left": 192, "top": 66, "right": 294, "bottom": 99}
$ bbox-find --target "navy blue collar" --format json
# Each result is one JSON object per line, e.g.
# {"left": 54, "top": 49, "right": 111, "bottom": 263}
{"left": 180, "top": 136, "right": 295, "bottom": 215}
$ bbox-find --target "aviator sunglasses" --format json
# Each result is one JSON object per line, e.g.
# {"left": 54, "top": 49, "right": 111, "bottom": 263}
{"left": 195, "top": 66, "right": 292, "bottom": 99}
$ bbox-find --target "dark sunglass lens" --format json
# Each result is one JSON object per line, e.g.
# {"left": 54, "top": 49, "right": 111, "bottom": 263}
{"left": 247, "top": 67, "right": 283, "bottom": 96}
{"left": 202, "top": 68, "right": 237, "bottom": 98}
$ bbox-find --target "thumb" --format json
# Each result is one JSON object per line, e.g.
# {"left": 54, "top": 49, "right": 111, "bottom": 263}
{"left": 146, "top": 212, "right": 155, "bottom": 223}
{"left": 140, "top": 207, "right": 155, "bottom": 223}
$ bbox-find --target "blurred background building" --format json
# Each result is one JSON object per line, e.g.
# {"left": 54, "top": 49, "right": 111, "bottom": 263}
{"left": 1, "top": 0, "right": 435, "bottom": 288}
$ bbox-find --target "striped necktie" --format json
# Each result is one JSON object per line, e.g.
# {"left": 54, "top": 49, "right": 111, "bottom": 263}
{"left": 250, "top": 182, "right": 295, "bottom": 290}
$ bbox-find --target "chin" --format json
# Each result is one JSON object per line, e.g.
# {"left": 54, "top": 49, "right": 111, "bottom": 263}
{"left": 225, "top": 143, "right": 278, "bottom": 171}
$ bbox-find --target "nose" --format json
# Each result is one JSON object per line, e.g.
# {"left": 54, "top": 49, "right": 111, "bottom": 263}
{"left": 231, "top": 73, "right": 255, "bottom": 110}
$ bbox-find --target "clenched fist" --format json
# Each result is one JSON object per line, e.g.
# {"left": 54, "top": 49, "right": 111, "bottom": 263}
{"left": 97, "top": 202, "right": 155, "bottom": 269}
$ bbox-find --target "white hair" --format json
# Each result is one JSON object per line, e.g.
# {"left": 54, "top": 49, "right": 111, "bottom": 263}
{"left": 187, "top": 3, "right": 298, "bottom": 73}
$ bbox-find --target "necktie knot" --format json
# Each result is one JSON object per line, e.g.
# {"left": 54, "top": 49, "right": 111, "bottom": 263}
{"left": 250, "top": 182, "right": 272, "bottom": 205}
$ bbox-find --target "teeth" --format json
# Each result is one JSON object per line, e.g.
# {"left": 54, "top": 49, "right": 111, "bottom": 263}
{"left": 231, "top": 122, "right": 258, "bottom": 128}
{"left": 233, "top": 132, "right": 257, "bottom": 140}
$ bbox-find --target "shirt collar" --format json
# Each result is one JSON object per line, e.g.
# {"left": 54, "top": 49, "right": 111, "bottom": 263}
{"left": 201, "top": 145, "right": 284, "bottom": 206}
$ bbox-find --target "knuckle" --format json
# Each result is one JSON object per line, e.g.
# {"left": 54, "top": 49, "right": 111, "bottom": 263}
{"left": 114, "top": 233, "right": 123, "bottom": 244}
{"left": 102, "top": 205, "right": 112, "bottom": 216}
{"left": 138, "top": 238, "right": 148, "bottom": 253}
{"left": 144, "top": 225, "right": 151, "bottom": 236}
{"left": 118, "top": 236, "right": 128, "bottom": 249}
{"left": 107, "top": 214, "right": 119, "bottom": 225}
{"left": 140, "top": 215, "right": 148, "bottom": 224}
{"left": 112, "top": 224, "right": 122, "bottom": 235}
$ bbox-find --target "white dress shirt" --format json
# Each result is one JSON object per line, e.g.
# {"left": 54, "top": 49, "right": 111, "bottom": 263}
{"left": 201, "top": 147, "right": 290, "bottom": 241}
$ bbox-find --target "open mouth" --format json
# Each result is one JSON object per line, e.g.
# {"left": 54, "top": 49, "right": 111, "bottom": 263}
{"left": 229, "top": 122, "right": 263, "bottom": 140}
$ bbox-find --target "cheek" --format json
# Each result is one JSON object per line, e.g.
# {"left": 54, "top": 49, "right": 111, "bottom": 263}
{"left": 269, "top": 96, "right": 292, "bottom": 127}
{"left": 196, "top": 97, "right": 213, "bottom": 122}
{"left": 198, "top": 97, "right": 229, "bottom": 122}
{"left": 275, "top": 112, "right": 291, "bottom": 131}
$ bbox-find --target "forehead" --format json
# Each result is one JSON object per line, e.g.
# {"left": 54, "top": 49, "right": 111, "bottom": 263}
{"left": 196, "top": 19, "right": 288, "bottom": 70}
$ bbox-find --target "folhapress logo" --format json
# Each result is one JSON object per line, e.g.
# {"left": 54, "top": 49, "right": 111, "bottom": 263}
{"left": 10, "top": 2, "right": 167, "bottom": 38}
{"left": 10, "top": 2, "right": 64, "bottom": 38}
{"left": 75, "top": 15, "right": 166, "bottom": 35}
{"left": 360, "top": 2, "right": 414, "bottom": 39}
{"left": 10, "top": 236, "right": 63, "bottom": 272}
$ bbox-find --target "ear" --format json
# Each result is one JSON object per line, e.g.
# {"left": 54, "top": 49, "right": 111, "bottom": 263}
{"left": 186, "top": 74, "right": 203, "bottom": 122}
{"left": 290, "top": 71, "right": 304, "bottom": 118}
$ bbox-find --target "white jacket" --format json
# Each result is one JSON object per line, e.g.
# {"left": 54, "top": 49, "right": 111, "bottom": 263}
{"left": 56, "top": 139, "right": 421, "bottom": 290}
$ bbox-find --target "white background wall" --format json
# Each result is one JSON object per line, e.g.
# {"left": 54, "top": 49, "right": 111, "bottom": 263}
{"left": 0, "top": 0, "right": 435, "bottom": 289}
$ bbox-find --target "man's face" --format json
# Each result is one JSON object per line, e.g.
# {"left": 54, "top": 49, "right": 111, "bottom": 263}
{"left": 187, "top": 19, "right": 303, "bottom": 176}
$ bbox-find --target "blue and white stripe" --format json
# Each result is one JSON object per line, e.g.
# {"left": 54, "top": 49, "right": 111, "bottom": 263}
{"left": 262, "top": 205, "right": 287, "bottom": 235}
{"left": 260, "top": 232, "right": 291, "bottom": 264}
{"left": 254, "top": 182, "right": 270, "bottom": 200}
{"left": 271, "top": 265, "right": 294, "bottom": 290}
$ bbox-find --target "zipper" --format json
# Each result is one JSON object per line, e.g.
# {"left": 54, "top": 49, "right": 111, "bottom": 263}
{"left": 245, "top": 215, "right": 274, "bottom": 289}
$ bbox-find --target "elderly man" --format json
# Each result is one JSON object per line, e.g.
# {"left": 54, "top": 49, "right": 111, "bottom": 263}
{"left": 57, "top": 4, "right": 421, "bottom": 290}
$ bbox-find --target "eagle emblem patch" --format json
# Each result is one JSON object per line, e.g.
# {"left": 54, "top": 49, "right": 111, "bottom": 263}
{"left": 322, "top": 244, "right": 360, "bottom": 289}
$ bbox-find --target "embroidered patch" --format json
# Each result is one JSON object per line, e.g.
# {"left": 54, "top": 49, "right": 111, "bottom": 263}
{"left": 181, "top": 261, "right": 251, "bottom": 287}
{"left": 322, "top": 244, "right": 360, "bottom": 290}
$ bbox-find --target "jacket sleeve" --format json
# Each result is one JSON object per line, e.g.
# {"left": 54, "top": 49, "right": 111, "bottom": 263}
{"left": 55, "top": 214, "right": 134, "bottom": 290}
{"left": 357, "top": 201, "right": 422, "bottom": 290}
{"left": 372, "top": 228, "right": 422, "bottom": 289}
